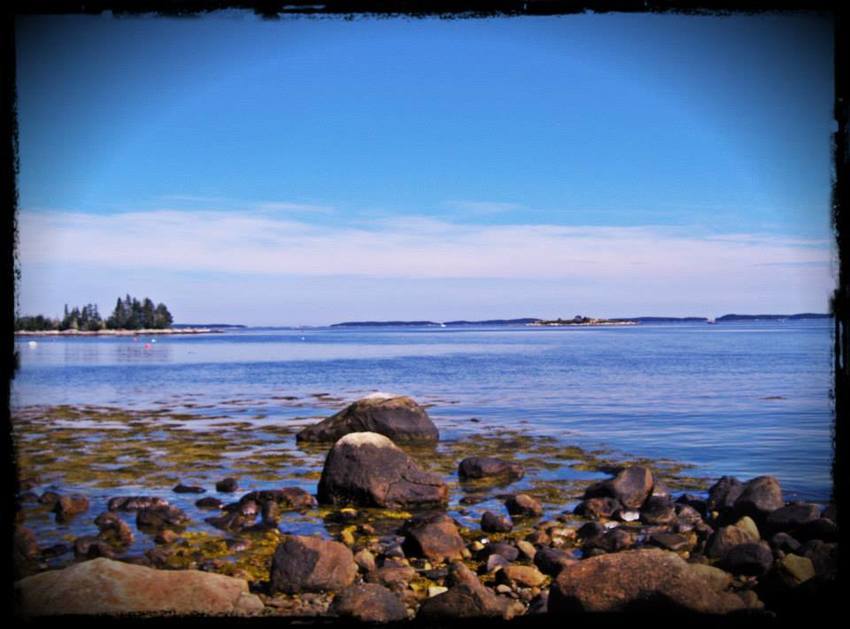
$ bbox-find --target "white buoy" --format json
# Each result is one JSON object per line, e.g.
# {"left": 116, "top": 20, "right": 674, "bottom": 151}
{"left": 27, "top": 340, "right": 37, "bottom": 348}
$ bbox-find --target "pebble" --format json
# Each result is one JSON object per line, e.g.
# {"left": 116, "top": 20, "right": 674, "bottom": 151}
{"left": 427, "top": 586, "right": 448, "bottom": 598}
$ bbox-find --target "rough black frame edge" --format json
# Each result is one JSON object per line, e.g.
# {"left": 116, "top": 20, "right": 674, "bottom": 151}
{"left": 3, "top": 1, "right": 845, "bottom": 627}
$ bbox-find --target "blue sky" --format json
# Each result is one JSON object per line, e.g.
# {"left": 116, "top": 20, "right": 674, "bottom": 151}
{"left": 15, "top": 12, "right": 836, "bottom": 325}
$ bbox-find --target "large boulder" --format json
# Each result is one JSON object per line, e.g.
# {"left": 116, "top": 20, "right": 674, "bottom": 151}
{"left": 269, "top": 534, "right": 357, "bottom": 594}
{"left": 402, "top": 512, "right": 466, "bottom": 562}
{"left": 548, "top": 549, "right": 745, "bottom": 614}
{"left": 732, "top": 476, "right": 784, "bottom": 521}
{"left": 317, "top": 432, "right": 448, "bottom": 509}
{"left": 329, "top": 583, "right": 407, "bottom": 623}
{"left": 14, "top": 557, "right": 263, "bottom": 616}
{"left": 583, "top": 466, "right": 654, "bottom": 510}
{"left": 297, "top": 393, "right": 439, "bottom": 443}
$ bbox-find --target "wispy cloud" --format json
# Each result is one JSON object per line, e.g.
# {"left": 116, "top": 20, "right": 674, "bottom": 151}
{"left": 17, "top": 209, "right": 834, "bottom": 286}
{"left": 442, "top": 200, "right": 526, "bottom": 214}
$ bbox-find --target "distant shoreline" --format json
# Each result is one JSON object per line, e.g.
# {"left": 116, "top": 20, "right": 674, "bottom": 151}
{"left": 14, "top": 327, "right": 222, "bottom": 337}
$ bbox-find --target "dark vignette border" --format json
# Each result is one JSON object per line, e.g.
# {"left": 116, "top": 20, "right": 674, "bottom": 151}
{"left": 1, "top": 1, "right": 846, "bottom": 628}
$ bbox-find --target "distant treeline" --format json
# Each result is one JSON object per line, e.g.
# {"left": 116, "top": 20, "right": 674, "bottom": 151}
{"left": 15, "top": 295, "right": 174, "bottom": 331}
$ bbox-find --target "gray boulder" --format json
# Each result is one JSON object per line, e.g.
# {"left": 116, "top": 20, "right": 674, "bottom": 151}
{"left": 269, "top": 534, "right": 357, "bottom": 594}
{"left": 317, "top": 432, "right": 448, "bottom": 508}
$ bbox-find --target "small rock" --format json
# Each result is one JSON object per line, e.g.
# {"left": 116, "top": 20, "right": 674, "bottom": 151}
{"left": 136, "top": 504, "right": 189, "bottom": 531}
{"left": 94, "top": 512, "right": 134, "bottom": 546}
{"left": 428, "top": 586, "right": 448, "bottom": 598}
{"left": 615, "top": 509, "right": 640, "bottom": 522}
{"left": 195, "top": 497, "right": 223, "bottom": 509}
{"left": 794, "top": 517, "right": 839, "bottom": 543}
{"left": 73, "top": 536, "right": 115, "bottom": 559}
{"left": 516, "top": 540, "right": 536, "bottom": 560}
{"left": 583, "top": 466, "right": 654, "bottom": 510}
{"left": 481, "top": 511, "right": 513, "bottom": 533}
{"left": 215, "top": 477, "right": 239, "bottom": 493}
{"left": 770, "top": 532, "right": 801, "bottom": 554}
{"left": 778, "top": 553, "right": 815, "bottom": 584}
{"left": 477, "top": 542, "right": 519, "bottom": 562}
{"left": 498, "top": 565, "right": 546, "bottom": 588}
{"left": 640, "top": 496, "right": 677, "bottom": 525}
{"left": 354, "top": 548, "right": 376, "bottom": 573}
{"left": 38, "top": 491, "right": 61, "bottom": 508}
{"left": 534, "top": 547, "right": 577, "bottom": 577}
{"left": 689, "top": 563, "right": 733, "bottom": 591}
{"left": 505, "top": 494, "right": 543, "bottom": 517}
{"left": 53, "top": 494, "right": 90, "bottom": 522}
{"left": 458, "top": 457, "right": 524, "bottom": 482}
{"left": 648, "top": 532, "right": 691, "bottom": 552}
{"left": 720, "top": 542, "right": 774, "bottom": 576}
{"left": 485, "top": 553, "right": 510, "bottom": 573}
{"left": 108, "top": 496, "right": 169, "bottom": 512}
{"left": 402, "top": 512, "right": 465, "bottom": 563}
{"left": 574, "top": 497, "right": 621, "bottom": 519}
{"left": 173, "top": 483, "right": 205, "bottom": 494}
{"left": 154, "top": 529, "right": 179, "bottom": 545}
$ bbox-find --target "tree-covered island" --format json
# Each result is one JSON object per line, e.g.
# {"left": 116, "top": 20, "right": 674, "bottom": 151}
{"left": 15, "top": 295, "right": 174, "bottom": 332}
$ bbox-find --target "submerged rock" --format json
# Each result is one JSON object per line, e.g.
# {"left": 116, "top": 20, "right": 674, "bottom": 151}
{"left": 173, "top": 483, "right": 205, "bottom": 494}
{"left": 135, "top": 504, "right": 189, "bottom": 531}
{"left": 108, "top": 496, "right": 169, "bottom": 512}
{"left": 239, "top": 487, "right": 317, "bottom": 511}
{"left": 15, "top": 557, "right": 263, "bottom": 616}
{"left": 317, "top": 432, "right": 448, "bottom": 509}
{"left": 458, "top": 457, "right": 524, "bottom": 483}
{"left": 94, "top": 512, "right": 134, "bottom": 546}
{"left": 583, "top": 466, "right": 654, "bottom": 510}
{"left": 215, "top": 477, "right": 239, "bottom": 493}
{"left": 297, "top": 393, "right": 439, "bottom": 444}
{"left": 53, "top": 494, "right": 90, "bottom": 522}
{"left": 269, "top": 534, "right": 357, "bottom": 594}
{"left": 481, "top": 511, "right": 513, "bottom": 533}
{"left": 329, "top": 583, "right": 407, "bottom": 623}
{"left": 548, "top": 548, "right": 745, "bottom": 614}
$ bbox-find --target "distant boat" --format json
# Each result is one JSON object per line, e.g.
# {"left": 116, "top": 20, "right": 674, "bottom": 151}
{"left": 707, "top": 318, "right": 716, "bottom": 324}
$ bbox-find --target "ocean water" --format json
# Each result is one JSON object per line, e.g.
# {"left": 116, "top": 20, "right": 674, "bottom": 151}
{"left": 12, "top": 319, "right": 835, "bottom": 502}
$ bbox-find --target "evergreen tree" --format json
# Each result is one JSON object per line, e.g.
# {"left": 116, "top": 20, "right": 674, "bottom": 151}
{"left": 154, "top": 303, "right": 173, "bottom": 329}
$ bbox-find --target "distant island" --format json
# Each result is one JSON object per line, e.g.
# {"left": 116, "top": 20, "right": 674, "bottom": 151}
{"left": 329, "top": 313, "right": 832, "bottom": 327}
{"left": 13, "top": 295, "right": 220, "bottom": 336}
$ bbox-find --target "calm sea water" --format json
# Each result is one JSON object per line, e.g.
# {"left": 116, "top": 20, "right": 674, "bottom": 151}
{"left": 12, "top": 320, "right": 834, "bottom": 503}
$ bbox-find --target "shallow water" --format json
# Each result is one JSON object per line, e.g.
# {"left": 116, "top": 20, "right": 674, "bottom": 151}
{"left": 11, "top": 320, "right": 835, "bottom": 574}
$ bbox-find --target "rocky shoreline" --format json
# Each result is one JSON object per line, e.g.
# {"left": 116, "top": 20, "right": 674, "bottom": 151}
{"left": 13, "top": 394, "right": 839, "bottom": 619}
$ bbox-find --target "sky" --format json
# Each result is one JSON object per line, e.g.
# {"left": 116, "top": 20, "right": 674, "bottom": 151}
{"left": 14, "top": 11, "right": 837, "bottom": 326}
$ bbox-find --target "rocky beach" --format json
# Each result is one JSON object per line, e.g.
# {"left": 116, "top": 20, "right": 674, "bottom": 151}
{"left": 12, "top": 393, "right": 839, "bottom": 620}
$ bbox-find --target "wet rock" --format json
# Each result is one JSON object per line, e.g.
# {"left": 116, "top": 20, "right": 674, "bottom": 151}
{"left": 205, "top": 511, "right": 255, "bottom": 533}
{"left": 481, "top": 511, "right": 513, "bottom": 533}
{"left": 94, "top": 512, "right": 134, "bottom": 546}
{"left": 227, "top": 499, "right": 260, "bottom": 517}
{"left": 764, "top": 502, "right": 820, "bottom": 535}
{"left": 54, "top": 494, "right": 90, "bottom": 522}
{"left": 732, "top": 476, "right": 784, "bottom": 521}
{"left": 525, "top": 529, "right": 551, "bottom": 546}
{"left": 800, "top": 540, "right": 838, "bottom": 578}
{"left": 485, "top": 553, "right": 511, "bottom": 573}
{"left": 136, "top": 505, "right": 189, "bottom": 531}
{"left": 108, "top": 496, "right": 169, "bottom": 512}
{"left": 195, "top": 497, "right": 223, "bottom": 509}
{"left": 402, "top": 512, "right": 465, "bottom": 563}
{"left": 583, "top": 466, "right": 654, "bottom": 510}
{"left": 548, "top": 548, "right": 745, "bottom": 614}
{"left": 497, "top": 565, "right": 546, "bottom": 588}
{"left": 366, "top": 564, "right": 416, "bottom": 590}
{"left": 648, "top": 532, "right": 691, "bottom": 552}
{"left": 15, "top": 527, "right": 39, "bottom": 561}
{"left": 330, "top": 582, "right": 407, "bottom": 623}
{"left": 689, "top": 563, "right": 733, "bottom": 591}
{"left": 516, "top": 540, "right": 537, "bottom": 561}
{"left": 534, "top": 547, "right": 578, "bottom": 577}
{"left": 639, "top": 496, "right": 677, "bottom": 525}
{"left": 778, "top": 554, "right": 816, "bottom": 584}
{"left": 239, "top": 487, "right": 317, "bottom": 511}
{"left": 38, "top": 491, "right": 61, "bottom": 508}
{"left": 40, "top": 543, "right": 70, "bottom": 559}
{"left": 576, "top": 521, "right": 606, "bottom": 542}
{"left": 585, "top": 527, "right": 637, "bottom": 553}
{"left": 676, "top": 493, "right": 708, "bottom": 516}
{"left": 705, "top": 518, "right": 760, "bottom": 559}
{"left": 154, "top": 529, "right": 179, "bottom": 545}
{"left": 269, "top": 534, "right": 357, "bottom": 594}
{"left": 505, "top": 494, "right": 543, "bottom": 517}
{"left": 353, "top": 548, "right": 376, "bottom": 573}
{"left": 297, "top": 393, "right": 439, "bottom": 443}
{"left": 794, "top": 517, "right": 839, "bottom": 543}
{"left": 418, "top": 561, "right": 523, "bottom": 620}
{"left": 477, "top": 542, "right": 520, "bottom": 562}
{"left": 528, "top": 590, "right": 549, "bottom": 614}
{"left": 574, "top": 497, "right": 621, "bottom": 519}
{"left": 770, "top": 532, "right": 801, "bottom": 554}
{"left": 73, "top": 536, "right": 115, "bottom": 559}
{"left": 215, "top": 477, "right": 238, "bottom": 493}
{"left": 318, "top": 432, "right": 448, "bottom": 509}
{"left": 674, "top": 503, "right": 704, "bottom": 527}
{"left": 15, "top": 557, "right": 263, "bottom": 616}
{"left": 173, "top": 483, "right": 205, "bottom": 494}
{"left": 458, "top": 457, "right": 524, "bottom": 482}
{"left": 706, "top": 476, "right": 744, "bottom": 514}
{"left": 261, "top": 500, "right": 281, "bottom": 526}
{"left": 720, "top": 542, "right": 774, "bottom": 576}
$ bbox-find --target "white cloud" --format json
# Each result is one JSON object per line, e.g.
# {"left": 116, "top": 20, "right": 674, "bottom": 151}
{"left": 17, "top": 209, "right": 834, "bottom": 286}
